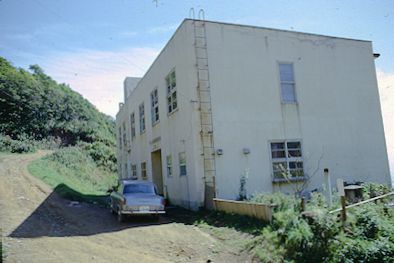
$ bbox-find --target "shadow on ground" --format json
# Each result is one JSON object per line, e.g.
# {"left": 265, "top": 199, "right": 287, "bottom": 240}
{"left": 9, "top": 184, "right": 266, "bottom": 238}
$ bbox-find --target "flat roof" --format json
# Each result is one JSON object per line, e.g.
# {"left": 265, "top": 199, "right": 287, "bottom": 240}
{"left": 184, "top": 18, "right": 371, "bottom": 43}
{"left": 116, "top": 18, "right": 371, "bottom": 118}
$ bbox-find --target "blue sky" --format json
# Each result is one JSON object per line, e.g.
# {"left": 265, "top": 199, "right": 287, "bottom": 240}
{"left": 1, "top": 0, "right": 394, "bottom": 177}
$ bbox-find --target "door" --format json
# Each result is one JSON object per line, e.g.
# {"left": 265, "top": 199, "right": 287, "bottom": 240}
{"left": 151, "top": 149, "right": 164, "bottom": 195}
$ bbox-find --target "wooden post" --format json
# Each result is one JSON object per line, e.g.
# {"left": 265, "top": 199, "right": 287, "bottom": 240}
{"left": 300, "top": 197, "right": 306, "bottom": 212}
{"left": 340, "top": 196, "right": 347, "bottom": 226}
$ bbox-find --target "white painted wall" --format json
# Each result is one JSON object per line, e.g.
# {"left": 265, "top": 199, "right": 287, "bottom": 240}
{"left": 205, "top": 21, "right": 391, "bottom": 199}
{"left": 116, "top": 19, "right": 391, "bottom": 208}
{"left": 116, "top": 21, "right": 205, "bottom": 209}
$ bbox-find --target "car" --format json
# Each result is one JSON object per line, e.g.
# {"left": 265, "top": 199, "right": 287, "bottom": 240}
{"left": 109, "top": 180, "right": 166, "bottom": 222}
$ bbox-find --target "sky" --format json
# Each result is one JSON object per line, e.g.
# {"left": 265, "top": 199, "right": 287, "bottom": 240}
{"left": 0, "top": 0, "right": 393, "bottom": 178}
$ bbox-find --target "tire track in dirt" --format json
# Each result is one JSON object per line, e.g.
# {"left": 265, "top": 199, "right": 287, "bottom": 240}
{"left": 0, "top": 152, "right": 250, "bottom": 263}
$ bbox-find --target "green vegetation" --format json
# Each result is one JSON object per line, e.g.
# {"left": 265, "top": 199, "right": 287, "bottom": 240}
{"left": 0, "top": 57, "right": 116, "bottom": 171}
{"left": 28, "top": 147, "right": 117, "bottom": 205}
{"left": 195, "top": 184, "right": 394, "bottom": 263}
{"left": 1, "top": 56, "right": 118, "bottom": 204}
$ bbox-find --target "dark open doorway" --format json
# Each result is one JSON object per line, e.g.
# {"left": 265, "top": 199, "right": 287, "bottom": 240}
{"left": 151, "top": 149, "right": 164, "bottom": 195}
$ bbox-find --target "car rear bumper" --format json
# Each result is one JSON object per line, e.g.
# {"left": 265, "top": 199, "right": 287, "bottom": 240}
{"left": 120, "top": 210, "right": 166, "bottom": 215}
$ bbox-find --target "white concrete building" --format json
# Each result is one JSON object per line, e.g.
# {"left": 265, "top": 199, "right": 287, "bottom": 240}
{"left": 116, "top": 19, "right": 391, "bottom": 210}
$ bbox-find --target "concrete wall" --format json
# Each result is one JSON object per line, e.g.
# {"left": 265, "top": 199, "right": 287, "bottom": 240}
{"left": 204, "top": 21, "right": 391, "bottom": 200}
{"left": 116, "top": 21, "right": 205, "bottom": 209}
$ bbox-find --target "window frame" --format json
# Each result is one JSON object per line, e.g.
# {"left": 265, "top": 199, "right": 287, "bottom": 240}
{"left": 122, "top": 122, "right": 127, "bottom": 147}
{"left": 166, "top": 155, "right": 173, "bottom": 178}
{"left": 269, "top": 139, "right": 304, "bottom": 182}
{"left": 130, "top": 112, "right": 136, "bottom": 140}
{"left": 141, "top": 162, "right": 147, "bottom": 180}
{"left": 150, "top": 88, "right": 160, "bottom": 125}
{"left": 179, "top": 152, "right": 187, "bottom": 176}
{"left": 166, "top": 69, "right": 178, "bottom": 114}
{"left": 118, "top": 126, "right": 122, "bottom": 149}
{"left": 131, "top": 164, "right": 137, "bottom": 180}
{"left": 139, "top": 103, "right": 145, "bottom": 134}
{"left": 278, "top": 62, "right": 297, "bottom": 104}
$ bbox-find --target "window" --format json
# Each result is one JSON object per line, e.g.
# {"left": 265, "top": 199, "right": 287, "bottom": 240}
{"left": 179, "top": 152, "right": 186, "bottom": 176}
{"left": 122, "top": 122, "right": 127, "bottom": 147}
{"left": 166, "top": 70, "right": 177, "bottom": 114}
{"left": 130, "top": 113, "right": 135, "bottom": 139}
{"left": 270, "top": 141, "right": 303, "bottom": 180}
{"left": 151, "top": 88, "right": 159, "bottom": 124}
{"left": 141, "top": 162, "right": 147, "bottom": 180}
{"left": 131, "top": 164, "right": 137, "bottom": 180}
{"left": 166, "top": 155, "right": 173, "bottom": 177}
{"left": 124, "top": 163, "right": 128, "bottom": 178}
{"left": 139, "top": 103, "right": 145, "bottom": 133}
{"left": 118, "top": 127, "right": 122, "bottom": 149}
{"left": 279, "top": 63, "right": 296, "bottom": 103}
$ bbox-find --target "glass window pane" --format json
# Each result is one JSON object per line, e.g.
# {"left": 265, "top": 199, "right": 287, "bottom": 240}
{"left": 279, "top": 63, "right": 294, "bottom": 82}
{"left": 273, "top": 171, "right": 287, "bottom": 179}
{"left": 272, "top": 162, "right": 287, "bottom": 171}
{"left": 290, "top": 170, "right": 304, "bottom": 178}
{"left": 288, "top": 150, "right": 302, "bottom": 157}
{"left": 272, "top": 150, "right": 286, "bottom": 158}
{"left": 289, "top": 162, "right": 303, "bottom": 169}
{"left": 287, "top": 142, "right": 301, "bottom": 149}
{"left": 271, "top": 142, "right": 285, "bottom": 150}
{"left": 281, "top": 83, "right": 296, "bottom": 102}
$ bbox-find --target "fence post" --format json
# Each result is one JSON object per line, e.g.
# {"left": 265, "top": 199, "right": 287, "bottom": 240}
{"left": 340, "top": 196, "right": 347, "bottom": 226}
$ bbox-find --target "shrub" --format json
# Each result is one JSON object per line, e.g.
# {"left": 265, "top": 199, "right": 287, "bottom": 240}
{"left": 0, "top": 134, "right": 36, "bottom": 153}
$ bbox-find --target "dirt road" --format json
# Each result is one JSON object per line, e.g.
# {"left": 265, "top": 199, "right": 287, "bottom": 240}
{"left": 0, "top": 152, "right": 251, "bottom": 263}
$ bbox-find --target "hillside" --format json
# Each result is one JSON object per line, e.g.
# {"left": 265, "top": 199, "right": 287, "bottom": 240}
{"left": 0, "top": 57, "right": 118, "bottom": 201}
{"left": 0, "top": 57, "right": 114, "bottom": 146}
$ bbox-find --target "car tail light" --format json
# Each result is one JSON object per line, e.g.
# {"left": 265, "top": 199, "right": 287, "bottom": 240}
{"left": 121, "top": 197, "right": 126, "bottom": 205}
{"left": 161, "top": 198, "right": 166, "bottom": 206}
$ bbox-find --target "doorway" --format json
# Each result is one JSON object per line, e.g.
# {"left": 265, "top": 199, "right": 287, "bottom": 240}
{"left": 151, "top": 149, "right": 164, "bottom": 195}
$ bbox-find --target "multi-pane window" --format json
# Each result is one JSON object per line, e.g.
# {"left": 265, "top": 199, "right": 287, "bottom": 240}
{"left": 270, "top": 141, "right": 303, "bottom": 180}
{"left": 130, "top": 113, "right": 136, "bottom": 139}
{"left": 141, "top": 162, "right": 147, "bottom": 180}
{"left": 124, "top": 163, "right": 128, "bottom": 179}
{"left": 139, "top": 103, "right": 145, "bottom": 133}
{"left": 151, "top": 88, "right": 159, "bottom": 124}
{"left": 118, "top": 127, "right": 122, "bottom": 149}
{"left": 279, "top": 63, "right": 296, "bottom": 103}
{"left": 179, "top": 152, "right": 187, "bottom": 176}
{"left": 166, "top": 70, "right": 177, "bottom": 114}
{"left": 122, "top": 122, "right": 127, "bottom": 147}
{"left": 131, "top": 164, "right": 137, "bottom": 180}
{"left": 166, "top": 155, "right": 173, "bottom": 177}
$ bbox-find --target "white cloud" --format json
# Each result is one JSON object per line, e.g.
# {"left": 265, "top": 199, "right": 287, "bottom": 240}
{"left": 147, "top": 23, "right": 178, "bottom": 34}
{"left": 377, "top": 69, "right": 394, "bottom": 180}
{"left": 42, "top": 47, "right": 160, "bottom": 117}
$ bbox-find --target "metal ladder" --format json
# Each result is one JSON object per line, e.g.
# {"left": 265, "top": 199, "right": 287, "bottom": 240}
{"left": 193, "top": 19, "right": 216, "bottom": 209}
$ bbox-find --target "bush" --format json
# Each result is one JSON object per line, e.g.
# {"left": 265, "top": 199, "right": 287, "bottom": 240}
{"left": 248, "top": 189, "right": 394, "bottom": 262}
{"left": 0, "top": 134, "right": 36, "bottom": 153}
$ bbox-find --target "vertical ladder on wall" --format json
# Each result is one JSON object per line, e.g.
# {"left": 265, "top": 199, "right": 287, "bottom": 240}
{"left": 193, "top": 19, "right": 216, "bottom": 209}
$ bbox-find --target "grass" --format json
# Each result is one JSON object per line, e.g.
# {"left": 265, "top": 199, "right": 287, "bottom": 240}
{"left": 27, "top": 147, "right": 117, "bottom": 206}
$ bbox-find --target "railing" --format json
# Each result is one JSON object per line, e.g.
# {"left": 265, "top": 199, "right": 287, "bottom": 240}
{"left": 329, "top": 191, "right": 394, "bottom": 214}
{"left": 213, "top": 198, "right": 276, "bottom": 223}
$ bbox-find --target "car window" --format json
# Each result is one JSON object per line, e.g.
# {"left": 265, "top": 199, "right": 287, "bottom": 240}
{"left": 123, "top": 184, "right": 155, "bottom": 194}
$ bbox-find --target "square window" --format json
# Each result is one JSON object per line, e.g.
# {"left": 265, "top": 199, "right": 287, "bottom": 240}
{"left": 271, "top": 141, "right": 304, "bottom": 180}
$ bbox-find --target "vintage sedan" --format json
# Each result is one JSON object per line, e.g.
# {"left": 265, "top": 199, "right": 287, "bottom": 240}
{"left": 110, "top": 180, "right": 166, "bottom": 222}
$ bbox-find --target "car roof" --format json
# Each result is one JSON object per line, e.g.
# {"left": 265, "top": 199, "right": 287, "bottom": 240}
{"left": 119, "top": 179, "right": 155, "bottom": 186}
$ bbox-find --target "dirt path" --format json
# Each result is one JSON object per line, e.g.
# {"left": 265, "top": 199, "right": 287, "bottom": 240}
{"left": 0, "top": 152, "right": 250, "bottom": 263}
